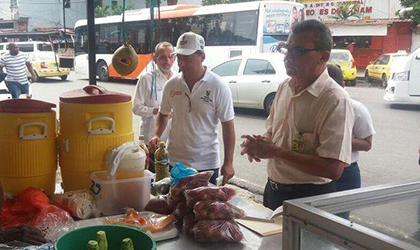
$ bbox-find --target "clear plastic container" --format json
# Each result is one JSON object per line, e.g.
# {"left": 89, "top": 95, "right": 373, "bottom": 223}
{"left": 90, "top": 170, "right": 153, "bottom": 216}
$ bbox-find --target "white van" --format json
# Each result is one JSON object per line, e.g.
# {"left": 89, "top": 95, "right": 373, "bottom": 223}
{"left": 384, "top": 47, "right": 420, "bottom": 105}
{"left": 0, "top": 41, "right": 53, "bottom": 56}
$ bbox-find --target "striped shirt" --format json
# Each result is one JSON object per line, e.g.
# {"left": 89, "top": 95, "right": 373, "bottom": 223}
{"left": 0, "top": 52, "right": 30, "bottom": 85}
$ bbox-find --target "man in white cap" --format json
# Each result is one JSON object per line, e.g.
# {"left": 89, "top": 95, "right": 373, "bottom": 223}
{"left": 149, "top": 32, "right": 236, "bottom": 185}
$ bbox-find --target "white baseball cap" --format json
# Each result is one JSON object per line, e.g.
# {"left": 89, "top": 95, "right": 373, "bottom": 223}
{"left": 172, "top": 32, "right": 205, "bottom": 56}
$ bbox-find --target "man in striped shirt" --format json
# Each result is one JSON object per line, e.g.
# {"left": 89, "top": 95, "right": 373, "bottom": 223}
{"left": 0, "top": 43, "right": 36, "bottom": 98}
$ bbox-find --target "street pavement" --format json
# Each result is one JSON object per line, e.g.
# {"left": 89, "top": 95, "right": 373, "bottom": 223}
{"left": 5, "top": 73, "right": 420, "bottom": 200}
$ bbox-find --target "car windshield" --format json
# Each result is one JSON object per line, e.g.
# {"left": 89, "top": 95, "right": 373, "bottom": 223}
{"left": 329, "top": 52, "right": 350, "bottom": 63}
{"left": 38, "top": 43, "right": 53, "bottom": 51}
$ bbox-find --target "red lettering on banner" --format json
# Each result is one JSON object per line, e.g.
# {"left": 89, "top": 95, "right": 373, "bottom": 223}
{"left": 331, "top": 8, "right": 337, "bottom": 14}
{"left": 366, "top": 6, "right": 372, "bottom": 13}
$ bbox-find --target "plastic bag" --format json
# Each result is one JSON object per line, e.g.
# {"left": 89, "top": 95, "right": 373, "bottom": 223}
{"left": 183, "top": 212, "right": 196, "bottom": 235}
{"left": 0, "top": 188, "right": 49, "bottom": 230}
{"left": 31, "top": 205, "right": 75, "bottom": 242}
{"left": 104, "top": 209, "right": 175, "bottom": 233}
{"left": 151, "top": 178, "right": 171, "bottom": 196}
{"left": 168, "top": 171, "right": 212, "bottom": 206}
{"left": 0, "top": 242, "right": 54, "bottom": 250}
{"left": 51, "top": 190, "right": 99, "bottom": 219}
{"left": 170, "top": 163, "right": 197, "bottom": 184}
{"left": 173, "top": 200, "right": 188, "bottom": 223}
{"left": 193, "top": 220, "right": 244, "bottom": 242}
{"left": 144, "top": 195, "right": 174, "bottom": 215}
{"left": 184, "top": 186, "right": 236, "bottom": 209}
{"left": 193, "top": 201, "right": 245, "bottom": 220}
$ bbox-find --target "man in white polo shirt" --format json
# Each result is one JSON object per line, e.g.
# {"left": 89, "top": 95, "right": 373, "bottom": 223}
{"left": 149, "top": 32, "right": 236, "bottom": 185}
{"left": 0, "top": 43, "right": 36, "bottom": 98}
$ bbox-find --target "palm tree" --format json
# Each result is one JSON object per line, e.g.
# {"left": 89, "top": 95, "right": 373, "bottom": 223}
{"left": 94, "top": 6, "right": 111, "bottom": 17}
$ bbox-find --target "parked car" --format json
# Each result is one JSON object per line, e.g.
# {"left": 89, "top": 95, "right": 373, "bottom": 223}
{"left": 365, "top": 51, "right": 407, "bottom": 88}
{"left": 26, "top": 52, "right": 70, "bottom": 81}
{"left": 384, "top": 48, "right": 420, "bottom": 105}
{"left": 211, "top": 53, "right": 288, "bottom": 114}
{"left": 327, "top": 49, "right": 357, "bottom": 86}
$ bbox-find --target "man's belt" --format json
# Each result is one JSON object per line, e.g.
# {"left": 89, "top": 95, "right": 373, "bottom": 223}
{"left": 268, "top": 178, "right": 333, "bottom": 191}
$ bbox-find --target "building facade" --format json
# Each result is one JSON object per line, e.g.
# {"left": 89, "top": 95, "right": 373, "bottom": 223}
{"left": 297, "top": 0, "right": 413, "bottom": 69}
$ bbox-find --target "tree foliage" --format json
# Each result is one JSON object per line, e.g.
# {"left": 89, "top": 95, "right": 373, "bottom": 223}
{"left": 94, "top": 4, "right": 134, "bottom": 17}
{"left": 399, "top": 0, "right": 420, "bottom": 24}
{"left": 329, "top": 1, "right": 362, "bottom": 20}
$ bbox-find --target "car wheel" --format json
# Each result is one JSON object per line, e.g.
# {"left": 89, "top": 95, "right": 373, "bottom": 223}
{"left": 350, "top": 79, "right": 357, "bottom": 86}
{"left": 365, "top": 70, "right": 371, "bottom": 83}
{"left": 264, "top": 93, "right": 275, "bottom": 115}
{"left": 60, "top": 75, "right": 68, "bottom": 81}
{"left": 97, "top": 61, "right": 109, "bottom": 82}
{"left": 381, "top": 74, "right": 388, "bottom": 88}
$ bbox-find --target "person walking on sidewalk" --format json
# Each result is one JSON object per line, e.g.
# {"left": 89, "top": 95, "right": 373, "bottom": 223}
{"left": 0, "top": 43, "right": 36, "bottom": 98}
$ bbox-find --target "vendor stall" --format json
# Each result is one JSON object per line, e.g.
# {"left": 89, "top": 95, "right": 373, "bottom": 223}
{"left": 283, "top": 180, "right": 420, "bottom": 250}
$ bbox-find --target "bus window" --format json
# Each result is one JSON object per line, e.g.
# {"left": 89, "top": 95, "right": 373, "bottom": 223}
{"left": 74, "top": 26, "right": 88, "bottom": 54}
{"left": 234, "top": 11, "right": 257, "bottom": 45}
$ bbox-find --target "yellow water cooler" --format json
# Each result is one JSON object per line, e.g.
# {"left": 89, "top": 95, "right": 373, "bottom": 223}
{"left": 58, "top": 85, "right": 133, "bottom": 191}
{"left": 0, "top": 99, "right": 57, "bottom": 195}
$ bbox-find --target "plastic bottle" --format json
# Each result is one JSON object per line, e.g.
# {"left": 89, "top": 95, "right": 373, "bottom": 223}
{"left": 154, "top": 141, "right": 170, "bottom": 182}
{"left": 138, "top": 135, "right": 149, "bottom": 170}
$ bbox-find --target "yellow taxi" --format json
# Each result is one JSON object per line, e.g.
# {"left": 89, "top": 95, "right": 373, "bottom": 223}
{"left": 26, "top": 52, "right": 71, "bottom": 81}
{"left": 327, "top": 49, "right": 357, "bottom": 86}
{"left": 365, "top": 52, "right": 407, "bottom": 88}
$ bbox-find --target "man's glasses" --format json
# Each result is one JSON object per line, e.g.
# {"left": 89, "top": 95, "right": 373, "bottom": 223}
{"left": 277, "top": 43, "right": 323, "bottom": 57}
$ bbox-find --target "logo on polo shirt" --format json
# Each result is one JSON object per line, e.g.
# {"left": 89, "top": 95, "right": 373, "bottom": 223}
{"left": 170, "top": 90, "right": 183, "bottom": 97}
{"left": 200, "top": 90, "right": 213, "bottom": 103}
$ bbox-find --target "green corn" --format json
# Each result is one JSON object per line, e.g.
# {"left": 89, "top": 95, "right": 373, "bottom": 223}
{"left": 95, "top": 231, "right": 108, "bottom": 250}
{"left": 120, "top": 238, "right": 134, "bottom": 250}
{"left": 87, "top": 240, "right": 99, "bottom": 250}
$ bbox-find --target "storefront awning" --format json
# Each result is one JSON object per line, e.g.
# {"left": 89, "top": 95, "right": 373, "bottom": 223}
{"left": 328, "top": 24, "right": 388, "bottom": 36}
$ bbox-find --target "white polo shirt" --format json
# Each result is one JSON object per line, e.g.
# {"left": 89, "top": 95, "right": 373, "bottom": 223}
{"left": 351, "top": 99, "right": 375, "bottom": 163}
{"left": 266, "top": 69, "right": 354, "bottom": 184}
{"left": 160, "top": 68, "right": 234, "bottom": 171}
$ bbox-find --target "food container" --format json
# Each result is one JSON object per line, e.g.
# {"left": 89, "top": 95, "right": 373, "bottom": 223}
{"left": 55, "top": 225, "right": 156, "bottom": 250}
{"left": 58, "top": 85, "right": 134, "bottom": 191}
{"left": 0, "top": 99, "right": 57, "bottom": 194}
{"left": 116, "top": 145, "right": 146, "bottom": 179}
{"left": 90, "top": 170, "right": 153, "bottom": 216}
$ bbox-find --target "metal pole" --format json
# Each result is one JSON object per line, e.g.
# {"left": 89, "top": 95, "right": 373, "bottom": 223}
{"left": 87, "top": 0, "right": 96, "bottom": 85}
{"left": 62, "top": 0, "right": 66, "bottom": 33}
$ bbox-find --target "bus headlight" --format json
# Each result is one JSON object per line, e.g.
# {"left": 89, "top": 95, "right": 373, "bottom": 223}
{"left": 393, "top": 71, "right": 409, "bottom": 81}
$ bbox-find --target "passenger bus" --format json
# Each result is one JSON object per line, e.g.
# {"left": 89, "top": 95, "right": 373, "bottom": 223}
{"left": 74, "top": 1, "right": 304, "bottom": 81}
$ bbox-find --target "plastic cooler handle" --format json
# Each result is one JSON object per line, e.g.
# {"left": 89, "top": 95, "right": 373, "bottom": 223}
{"left": 19, "top": 122, "right": 47, "bottom": 140}
{"left": 83, "top": 85, "right": 110, "bottom": 95}
{"left": 88, "top": 117, "right": 115, "bottom": 135}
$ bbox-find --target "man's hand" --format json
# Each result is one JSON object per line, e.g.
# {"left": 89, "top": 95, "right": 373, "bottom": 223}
{"left": 148, "top": 136, "right": 160, "bottom": 154}
{"left": 240, "top": 134, "right": 278, "bottom": 162}
{"left": 220, "top": 163, "right": 234, "bottom": 185}
{"left": 30, "top": 74, "right": 36, "bottom": 83}
{"left": 152, "top": 108, "right": 159, "bottom": 115}
{"left": 2, "top": 225, "right": 48, "bottom": 245}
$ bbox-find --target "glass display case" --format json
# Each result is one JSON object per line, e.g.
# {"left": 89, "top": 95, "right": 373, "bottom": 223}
{"left": 282, "top": 181, "right": 420, "bottom": 250}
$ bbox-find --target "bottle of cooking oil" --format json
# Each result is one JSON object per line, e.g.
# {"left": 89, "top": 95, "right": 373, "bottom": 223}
{"left": 154, "top": 141, "right": 170, "bottom": 182}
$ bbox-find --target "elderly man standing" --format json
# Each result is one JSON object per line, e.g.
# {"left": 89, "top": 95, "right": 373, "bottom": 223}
{"left": 241, "top": 20, "right": 354, "bottom": 210}
{"left": 149, "top": 32, "right": 236, "bottom": 185}
{"left": 133, "top": 42, "right": 175, "bottom": 144}
{"left": 0, "top": 43, "right": 36, "bottom": 98}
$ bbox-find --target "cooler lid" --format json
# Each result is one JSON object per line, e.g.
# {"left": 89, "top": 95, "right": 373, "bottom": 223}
{"left": 59, "top": 85, "right": 131, "bottom": 104}
{"left": 0, "top": 98, "right": 56, "bottom": 113}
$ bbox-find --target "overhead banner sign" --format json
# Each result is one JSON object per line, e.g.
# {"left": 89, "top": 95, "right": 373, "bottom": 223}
{"left": 297, "top": 0, "right": 402, "bottom": 21}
